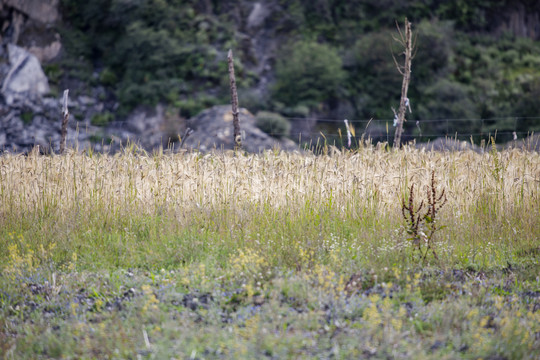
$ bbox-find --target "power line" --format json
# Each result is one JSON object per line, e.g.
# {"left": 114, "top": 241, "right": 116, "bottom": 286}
{"left": 281, "top": 116, "right": 540, "bottom": 124}
{"left": 111, "top": 115, "right": 539, "bottom": 126}
{"left": 264, "top": 131, "right": 534, "bottom": 138}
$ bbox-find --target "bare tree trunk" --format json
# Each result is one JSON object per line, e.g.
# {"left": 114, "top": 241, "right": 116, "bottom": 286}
{"left": 227, "top": 49, "right": 242, "bottom": 150}
{"left": 393, "top": 19, "right": 413, "bottom": 149}
{"left": 60, "top": 89, "right": 70, "bottom": 154}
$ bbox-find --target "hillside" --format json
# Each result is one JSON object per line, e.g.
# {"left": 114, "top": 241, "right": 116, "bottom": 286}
{"left": 1, "top": 0, "right": 540, "bottom": 150}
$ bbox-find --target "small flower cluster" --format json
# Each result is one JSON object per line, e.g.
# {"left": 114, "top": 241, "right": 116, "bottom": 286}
{"left": 3, "top": 232, "right": 57, "bottom": 280}
{"left": 230, "top": 249, "right": 267, "bottom": 278}
{"left": 141, "top": 284, "right": 160, "bottom": 314}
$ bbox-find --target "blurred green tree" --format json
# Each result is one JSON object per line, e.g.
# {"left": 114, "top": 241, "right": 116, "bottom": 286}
{"left": 273, "top": 41, "right": 345, "bottom": 109}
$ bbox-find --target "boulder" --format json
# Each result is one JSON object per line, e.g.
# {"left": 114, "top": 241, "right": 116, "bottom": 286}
{"left": 183, "top": 105, "right": 297, "bottom": 152}
{"left": 416, "top": 137, "right": 479, "bottom": 152}
{"left": 0, "top": 100, "right": 299, "bottom": 154}
{"left": 247, "top": 3, "right": 270, "bottom": 31}
{"left": 120, "top": 104, "right": 169, "bottom": 149}
{"left": 27, "top": 37, "right": 62, "bottom": 63}
{"left": 1, "top": 44, "right": 50, "bottom": 104}
{"left": 4, "top": 0, "right": 59, "bottom": 24}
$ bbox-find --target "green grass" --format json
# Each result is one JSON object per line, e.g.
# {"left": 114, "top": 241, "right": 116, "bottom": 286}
{"left": 0, "top": 147, "right": 539, "bottom": 358}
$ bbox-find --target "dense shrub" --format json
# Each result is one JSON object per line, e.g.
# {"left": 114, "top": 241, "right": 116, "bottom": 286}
{"left": 91, "top": 112, "right": 114, "bottom": 127}
{"left": 21, "top": 111, "right": 33, "bottom": 125}
{"left": 99, "top": 68, "right": 117, "bottom": 87}
{"left": 256, "top": 111, "right": 291, "bottom": 138}
{"left": 343, "top": 30, "right": 401, "bottom": 119}
{"left": 273, "top": 41, "right": 345, "bottom": 108}
{"left": 60, "top": 0, "right": 235, "bottom": 111}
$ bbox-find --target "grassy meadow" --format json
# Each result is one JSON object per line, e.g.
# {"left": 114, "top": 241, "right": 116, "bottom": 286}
{"left": 0, "top": 145, "right": 539, "bottom": 359}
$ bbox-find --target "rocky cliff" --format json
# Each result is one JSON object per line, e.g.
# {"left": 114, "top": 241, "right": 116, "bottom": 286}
{"left": 0, "top": 0, "right": 297, "bottom": 153}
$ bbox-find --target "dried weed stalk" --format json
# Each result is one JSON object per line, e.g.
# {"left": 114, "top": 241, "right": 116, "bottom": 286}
{"left": 402, "top": 170, "right": 447, "bottom": 263}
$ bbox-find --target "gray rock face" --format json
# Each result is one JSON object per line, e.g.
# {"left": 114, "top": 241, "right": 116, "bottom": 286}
{"left": 4, "top": 0, "right": 59, "bottom": 24}
{"left": 183, "top": 105, "right": 297, "bottom": 153}
{"left": 0, "top": 99, "right": 298, "bottom": 154}
{"left": 110, "top": 104, "right": 173, "bottom": 151}
{"left": 2, "top": 44, "right": 50, "bottom": 104}
{"left": 0, "top": 94, "right": 62, "bottom": 152}
{"left": 247, "top": 3, "right": 270, "bottom": 31}
{"left": 1, "top": 0, "right": 62, "bottom": 65}
{"left": 27, "top": 36, "right": 62, "bottom": 63}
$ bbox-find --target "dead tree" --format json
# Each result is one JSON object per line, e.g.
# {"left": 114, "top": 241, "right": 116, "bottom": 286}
{"left": 60, "top": 89, "right": 70, "bottom": 154}
{"left": 392, "top": 19, "right": 414, "bottom": 149}
{"left": 227, "top": 49, "right": 242, "bottom": 150}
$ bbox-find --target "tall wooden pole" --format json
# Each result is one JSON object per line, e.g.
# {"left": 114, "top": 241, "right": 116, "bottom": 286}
{"left": 227, "top": 49, "right": 242, "bottom": 150}
{"left": 60, "top": 89, "right": 70, "bottom": 154}
{"left": 393, "top": 19, "right": 413, "bottom": 149}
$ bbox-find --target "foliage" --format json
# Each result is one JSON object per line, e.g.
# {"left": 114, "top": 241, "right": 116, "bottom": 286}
{"left": 57, "top": 0, "right": 540, "bottom": 140}
{"left": 88, "top": 133, "right": 113, "bottom": 144}
{"left": 435, "top": 0, "right": 507, "bottom": 32}
{"left": 176, "top": 95, "right": 221, "bottom": 119}
{"left": 20, "top": 111, "right": 33, "bottom": 125}
{"left": 255, "top": 111, "right": 291, "bottom": 138}
{"left": 99, "top": 67, "right": 117, "bottom": 87}
{"left": 409, "top": 20, "right": 540, "bottom": 142}
{"left": 343, "top": 29, "right": 401, "bottom": 119}
{"left": 414, "top": 78, "right": 479, "bottom": 138}
{"left": 90, "top": 111, "right": 114, "bottom": 127}
{"left": 273, "top": 41, "right": 345, "bottom": 108}
{"left": 60, "top": 0, "right": 236, "bottom": 112}
{"left": 43, "top": 64, "right": 63, "bottom": 85}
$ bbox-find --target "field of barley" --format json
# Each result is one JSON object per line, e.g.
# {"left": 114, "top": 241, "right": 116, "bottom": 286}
{"left": 1, "top": 144, "right": 539, "bottom": 359}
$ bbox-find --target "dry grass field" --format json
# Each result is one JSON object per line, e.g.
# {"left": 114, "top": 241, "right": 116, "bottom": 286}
{"left": 1, "top": 145, "right": 539, "bottom": 359}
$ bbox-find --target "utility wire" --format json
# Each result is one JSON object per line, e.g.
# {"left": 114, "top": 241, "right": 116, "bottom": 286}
{"left": 263, "top": 131, "right": 535, "bottom": 138}
{"left": 281, "top": 116, "right": 540, "bottom": 124}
